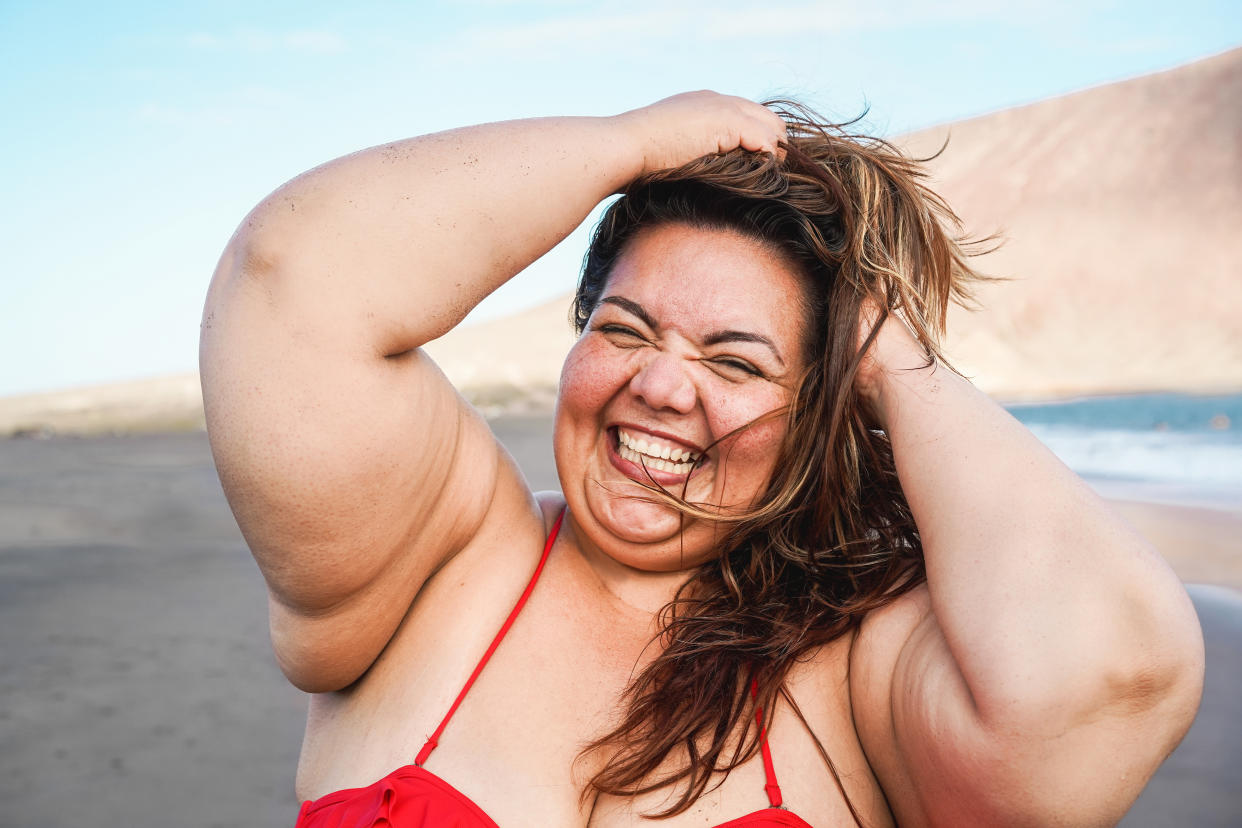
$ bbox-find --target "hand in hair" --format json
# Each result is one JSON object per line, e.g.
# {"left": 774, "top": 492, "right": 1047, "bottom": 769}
{"left": 615, "top": 91, "right": 787, "bottom": 178}
{"left": 853, "top": 296, "right": 938, "bottom": 430}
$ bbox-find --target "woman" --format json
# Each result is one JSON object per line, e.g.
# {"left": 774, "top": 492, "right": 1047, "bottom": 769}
{"left": 200, "top": 92, "right": 1203, "bottom": 826}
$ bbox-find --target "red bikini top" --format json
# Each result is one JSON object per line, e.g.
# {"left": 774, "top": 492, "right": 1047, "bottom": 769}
{"left": 295, "top": 509, "right": 814, "bottom": 828}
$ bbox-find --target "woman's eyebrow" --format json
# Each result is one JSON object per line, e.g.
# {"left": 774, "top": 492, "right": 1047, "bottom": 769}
{"left": 600, "top": 296, "right": 785, "bottom": 367}
{"left": 599, "top": 296, "right": 658, "bottom": 329}
{"left": 704, "top": 330, "right": 785, "bottom": 367}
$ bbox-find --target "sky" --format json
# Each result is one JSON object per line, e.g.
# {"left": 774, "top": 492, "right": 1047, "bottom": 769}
{"left": 1, "top": 0, "right": 1239, "bottom": 397}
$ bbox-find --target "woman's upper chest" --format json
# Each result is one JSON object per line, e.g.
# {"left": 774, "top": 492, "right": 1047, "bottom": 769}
{"left": 587, "top": 631, "right": 893, "bottom": 828}
{"left": 298, "top": 528, "right": 653, "bottom": 817}
{"left": 299, "top": 529, "right": 889, "bottom": 826}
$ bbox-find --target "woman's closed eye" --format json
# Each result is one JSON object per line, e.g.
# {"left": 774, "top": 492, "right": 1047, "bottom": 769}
{"left": 596, "top": 323, "right": 648, "bottom": 343}
{"left": 708, "top": 356, "right": 765, "bottom": 378}
{"left": 594, "top": 321, "right": 768, "bottom": 378}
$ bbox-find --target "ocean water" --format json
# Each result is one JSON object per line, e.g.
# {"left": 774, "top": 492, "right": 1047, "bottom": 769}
{"left": 1004, "top": 393, "right": 1242, "bottom": 511}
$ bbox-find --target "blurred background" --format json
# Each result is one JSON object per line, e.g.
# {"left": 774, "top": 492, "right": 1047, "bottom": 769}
{"left": 1, "top": 1, "right": 1239, "bottom": 826}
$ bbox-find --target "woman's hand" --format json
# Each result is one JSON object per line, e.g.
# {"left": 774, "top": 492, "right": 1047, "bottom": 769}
{"left": 614, "top": 91, "right": 787, "bottom": 178}
{"left": 853, "top": 298, "right": 935, "bottom": 430}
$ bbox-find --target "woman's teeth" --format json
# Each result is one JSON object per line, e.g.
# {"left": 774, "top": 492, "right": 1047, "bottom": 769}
{"left": 616, "top": 429, "right": 699, "bottom": 475}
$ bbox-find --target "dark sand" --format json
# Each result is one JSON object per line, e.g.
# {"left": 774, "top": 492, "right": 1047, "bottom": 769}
{"left": 1, "top": 423, "right": 1238, "bottom": 827}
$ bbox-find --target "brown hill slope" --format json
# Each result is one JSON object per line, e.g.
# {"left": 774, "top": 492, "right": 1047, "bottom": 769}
{"left": 423, "top": 295, "right": 576, "bottom": 416}
{"left": 901, "top": 46, "right": 1242, "bottom": 398}
{"left": 0, "top": 374, "right": 205, "bottom": 437}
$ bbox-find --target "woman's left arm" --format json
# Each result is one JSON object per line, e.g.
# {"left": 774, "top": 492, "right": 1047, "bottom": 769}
{"left": 850, "top": 314, "right": 1204, "bottom": 826}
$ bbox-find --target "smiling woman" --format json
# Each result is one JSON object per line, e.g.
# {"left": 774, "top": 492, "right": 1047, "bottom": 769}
{"left": 199, "top": 92, "right": 1203, "bottom": 826}
{"left": 557, "top": 223, "right": 807, "bottom": 565}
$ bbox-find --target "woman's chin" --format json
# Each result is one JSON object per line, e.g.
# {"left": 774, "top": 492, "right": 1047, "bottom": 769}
{"left": 585, "top": 485, "right": 691, "bottom": 547}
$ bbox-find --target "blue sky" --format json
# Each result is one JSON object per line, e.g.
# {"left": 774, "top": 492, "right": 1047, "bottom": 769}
{"left": 1, "top": 1, "right": 1239, "bottom": 396}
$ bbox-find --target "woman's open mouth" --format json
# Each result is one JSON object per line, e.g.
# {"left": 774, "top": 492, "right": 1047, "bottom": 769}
{"left": 609, "top": 426, "right": 704, "bottom": 479}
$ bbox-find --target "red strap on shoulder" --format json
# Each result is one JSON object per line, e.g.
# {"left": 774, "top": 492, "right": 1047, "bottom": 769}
{"left": 750, "top": 676, "right": 783, "bottom": 809}
{"left": 415, "top": 508, "right": 565, "bottom": 767}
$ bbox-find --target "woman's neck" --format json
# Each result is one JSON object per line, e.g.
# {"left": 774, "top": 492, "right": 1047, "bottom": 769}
{"left": 561, "top": 511, "right": 704, "bottom": 620}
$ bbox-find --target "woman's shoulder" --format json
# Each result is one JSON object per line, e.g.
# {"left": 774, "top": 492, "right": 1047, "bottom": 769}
{"left": 426, "top": 474, "right": 566, "bottom": 604}
{"left": 534, "top": 490, "right": 567, "bottom": 525}
{"left": 847, "top": 583, "right": 931, "bottom": 691}
{"left": 857, "top": 583, "right": 933, "bottom": 650}
{"left": 771, "top": 585, "right": 933, "bottom": 704}
{"left": 844, "top": 585, "right": 932, "bottom": 735}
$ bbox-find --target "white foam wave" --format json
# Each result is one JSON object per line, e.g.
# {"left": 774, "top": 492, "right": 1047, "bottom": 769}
{"left": 1028, "top": 425, "right": 1242, "bottom": 509}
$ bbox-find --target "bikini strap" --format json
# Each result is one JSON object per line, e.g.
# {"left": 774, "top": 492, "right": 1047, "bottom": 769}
{"left": 750, "top": 676, "right": 784, "bottom": 809}
{"left": 415, "top": 508, "right": 566, "bottom": 767}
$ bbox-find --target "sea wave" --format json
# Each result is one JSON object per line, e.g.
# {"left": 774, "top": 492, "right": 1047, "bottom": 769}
{"left": 1006, "top": 393, "right": 1242, "bottom": 510}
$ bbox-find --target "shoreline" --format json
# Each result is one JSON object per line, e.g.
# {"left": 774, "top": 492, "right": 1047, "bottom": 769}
{"left": 2, "top": 373, "right": 1239, "bottom": 438}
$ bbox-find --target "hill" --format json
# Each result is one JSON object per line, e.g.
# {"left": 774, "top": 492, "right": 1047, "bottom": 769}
{"left": 901, "top": 47, "right": 1242, "bottom": 398}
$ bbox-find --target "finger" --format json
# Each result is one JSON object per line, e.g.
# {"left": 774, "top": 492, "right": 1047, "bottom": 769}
{"left": 738, "top": 121, "right": 786, "bottom": 156}
{"left": 752, "top": 107, "right": 788, "bottom": 155}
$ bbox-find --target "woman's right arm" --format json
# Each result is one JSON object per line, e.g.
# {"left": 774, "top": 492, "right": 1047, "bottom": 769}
{"left": 199, "top": 93, "right": 786, "bottom": 691}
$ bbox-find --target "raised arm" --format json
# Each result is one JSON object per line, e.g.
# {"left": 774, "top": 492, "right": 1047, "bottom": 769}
{"left": 199, "top": 93, "right": 786, "bottom": 692}
{"left": 850, "top": 313, "right": 1204, "bottom": 826}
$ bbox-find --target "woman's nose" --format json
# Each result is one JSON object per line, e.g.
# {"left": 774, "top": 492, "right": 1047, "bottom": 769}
{"left": 628, "top": 352, "right": 697, "bottom": 414}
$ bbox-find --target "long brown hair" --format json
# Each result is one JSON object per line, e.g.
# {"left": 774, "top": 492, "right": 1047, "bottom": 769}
{"left": 571, "top": 102, "right": 992, "bottom": 819}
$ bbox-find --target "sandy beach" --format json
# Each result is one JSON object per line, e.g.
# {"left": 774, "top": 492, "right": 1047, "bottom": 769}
{"left": 1, "top": 423, "right": 1239, "bottom": 827}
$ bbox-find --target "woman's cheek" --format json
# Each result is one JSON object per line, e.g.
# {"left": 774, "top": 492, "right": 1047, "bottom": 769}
{"left": 702, "top": 384, "right": 787, "bottom": 441}
{"left": 704, "top": 387, "right": 791, "bottom": 481}
{"left": 558, "top": 339, "right": 622, "bottom": 413}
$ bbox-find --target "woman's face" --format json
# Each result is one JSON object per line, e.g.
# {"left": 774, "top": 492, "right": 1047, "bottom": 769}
{"left": 554, "top": 222, "right": 809, "bottom": 572}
